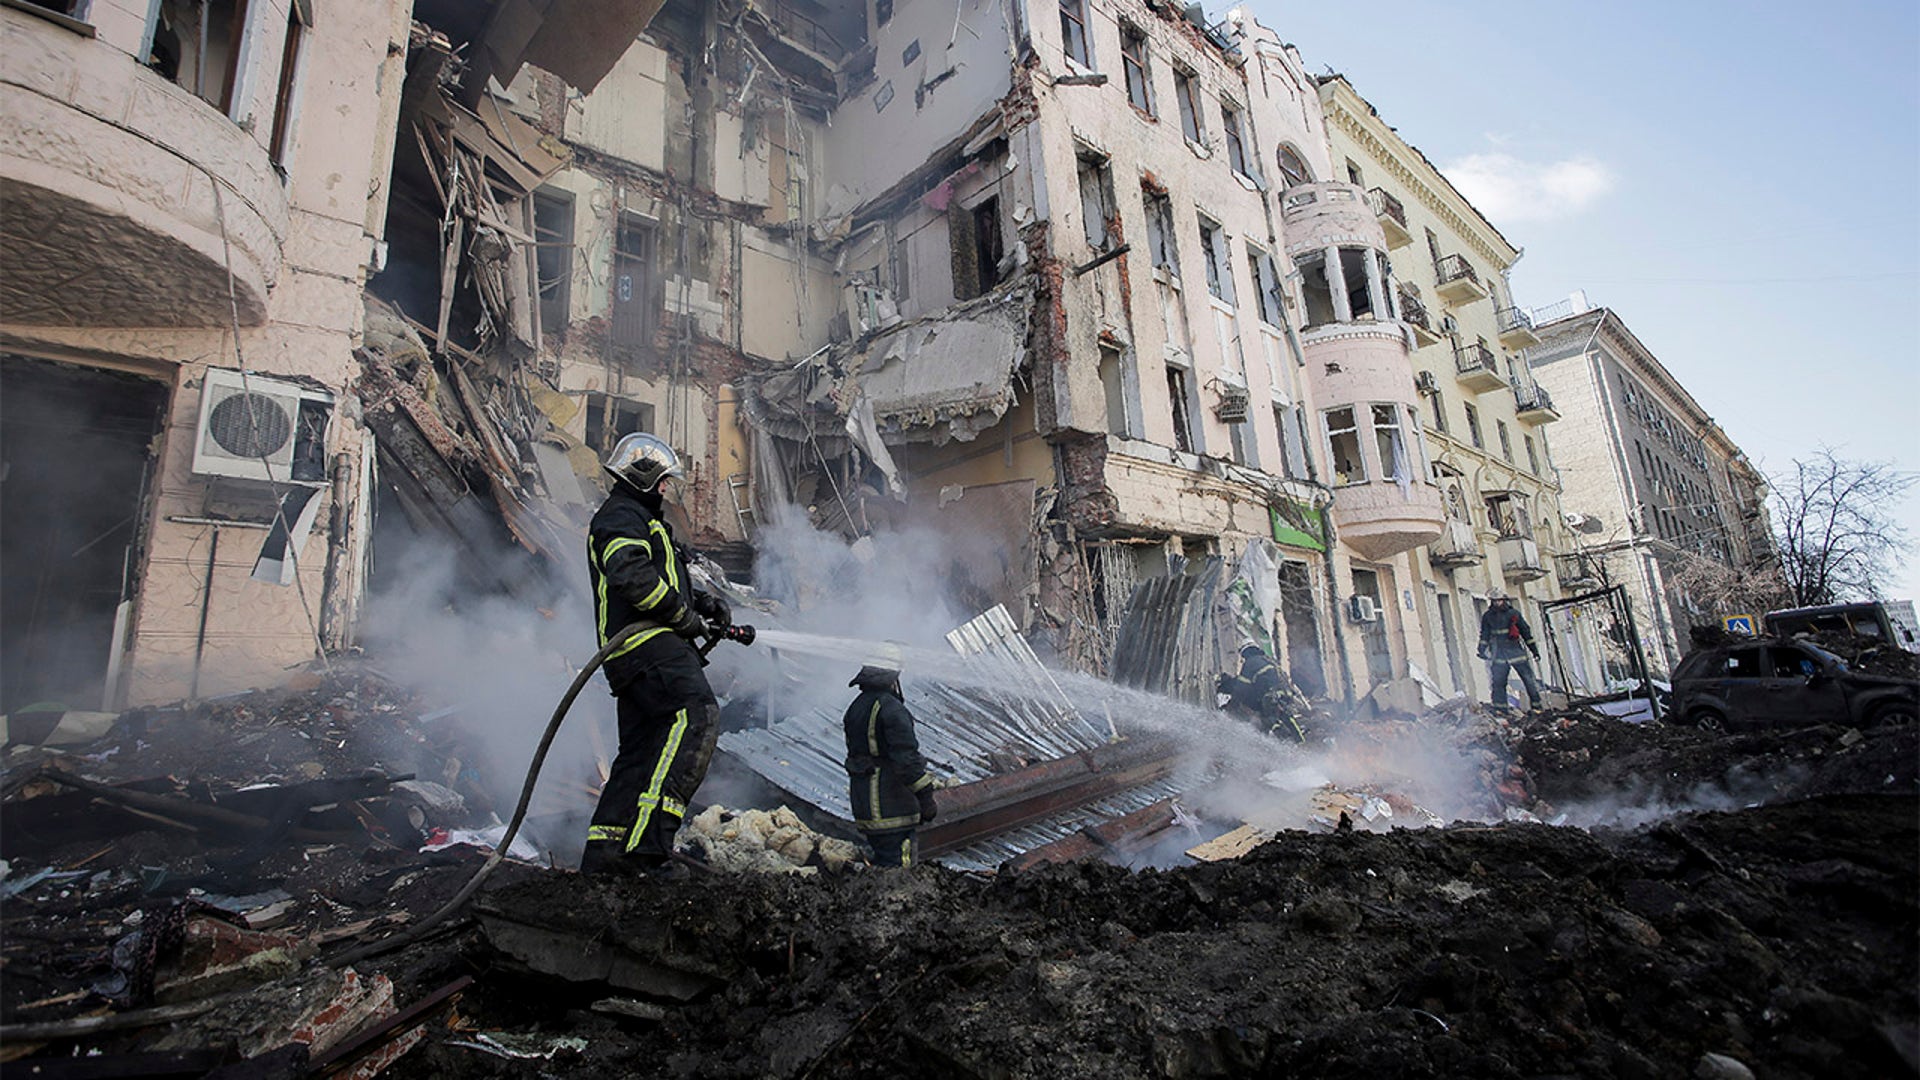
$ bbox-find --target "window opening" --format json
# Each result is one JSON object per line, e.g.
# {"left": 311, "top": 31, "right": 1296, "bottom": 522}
{"left": 1221, "top": 99, "right": 1248, "bottom": 175}
{"left": 1197, "top": 217, "right": 1232, "bottom": 304}
{"left": 1059, "top": 0, "right": 1091, "bottom": 66}
{"left": 1174, "top": 68, "right": 1203, "bottom": 143}
{"left": 532, "top": 189, "right": 574, "bottom": 334}
{"left": 1100, "top": 344, "right": 1132, "bottom": 436}
{"left": 1247, "top": 245, "right": 1282, "bottom": 326}
{"left": 1167, "top": 366, "right": 1194, "bottom": 453}
{"left": 1464, "top": 401, "right": 1484, "bottom": 448}
{"left": 1325, "top": 406, "right": 1364, "bottom": 485}
{"left": 973, "top": 197, "right": 1004, "bottom": 288}
{"left": 585, "top": 394, "right": 656, "bottom": 455}
{"left": 1345, "top": 159, "right": 1363, "bottom": 185}
{"left": 1372, "top": 403, "right": 1409, "bottom": 481}
{"left": 268, "top": 4, "right": 308, "bottom": 166}
{"left": 1340, "top": 248, "right": 1374, "bottom": 319}
{"left": 1524, "top": 434, "right": 1539, "bottom": 475}
{"left": 1276, "top": 144, "right": 1311, "bottom": 187}
{"left": 1497, "top": 419, "right": 1513, "bottom": 462}
{"left": 1120, "top": 23, "right": 1152, "bottom": 113}
{"left": 1077, "top": 157, "right": 1114, "bottom": 250}
{"left": 1294, "top": 251, "right": 1334, "bottom": 327}
{"left": 151, "top": 0, "right": 252, "bottom": 112}
{"left": 1143, "top": 190, "right": 1177, "bottom": 270}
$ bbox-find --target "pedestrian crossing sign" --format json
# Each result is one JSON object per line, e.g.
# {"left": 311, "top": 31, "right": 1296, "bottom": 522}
{"left": 1724, "top": 614, "right": 1757, "bottom": 636}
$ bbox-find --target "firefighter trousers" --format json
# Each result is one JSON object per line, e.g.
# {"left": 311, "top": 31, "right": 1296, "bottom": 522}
{"left": 581, "top": 645, "right": 718, "bottom": 873}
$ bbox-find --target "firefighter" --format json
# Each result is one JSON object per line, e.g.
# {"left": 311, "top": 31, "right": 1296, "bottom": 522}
{"left": 1478, "top": 589, "right": 1544, "bottom": 713}
{"left": 1218, "top": 639, "right": 1308, "bottom": 743}
{"left": 580, "top": 433, "right": 731, "bottom": 877}
{"left": 842, "top": 645, "right": 939, "bottom": 867}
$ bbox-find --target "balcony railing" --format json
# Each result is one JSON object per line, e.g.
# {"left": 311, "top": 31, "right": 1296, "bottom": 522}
{"left": 1433, "top": 253, "right": 1489, "bottom": 305}
{"left": 1367, "top": 187, "right": 1412, "bottom": 248}
{"left": 1496, "top": 305, "right": 1540, "bottom": 348}
{"left": 1398, "top": 287, "right": 1439, "bottom": 345}
{"left": 1511, "top": 379, "right": 1559, "bottom": 422}
{"left": 1454, "top": 341, "right": 1502, "bottom": 389}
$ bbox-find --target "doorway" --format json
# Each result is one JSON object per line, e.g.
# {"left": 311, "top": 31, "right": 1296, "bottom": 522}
{"left": 1, "top": 356, "right": 170, "bottom": 712}
{"left": 1350, "top": 567, "right": 1394, "bottom": 685}
{"left": 1277, "top": 559, "right": 1324, "bottom": 697}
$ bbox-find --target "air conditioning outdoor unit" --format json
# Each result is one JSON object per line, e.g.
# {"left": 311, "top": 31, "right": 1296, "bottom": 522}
{"left": 1348, "top": 595, "right": 1379, "bottom": 623}
{"left": 1213, "top": 384, "right": 1249, "bottom": 422}
{"left": 192, "top": 367, "right": 333, "bottom": 486}
{"left": 1414, "top": 371, "right": 1439, "bottom": 394}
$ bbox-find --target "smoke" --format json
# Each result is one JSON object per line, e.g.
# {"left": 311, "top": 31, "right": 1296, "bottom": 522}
{"left": 1548, "top": 762, "right": 1811, "bottom": 830}
{"left": 358, "top": 528, "right": 609, "bottom": 865}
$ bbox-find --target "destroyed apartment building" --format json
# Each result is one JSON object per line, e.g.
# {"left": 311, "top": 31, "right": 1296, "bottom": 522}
{"left": 6, "top": 0, "right": 1489, "bottom": 721}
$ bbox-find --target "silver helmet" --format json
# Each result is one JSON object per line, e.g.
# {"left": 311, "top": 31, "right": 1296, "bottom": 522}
{"left": 603, "top": 432, "right": 685, "bottom": 492}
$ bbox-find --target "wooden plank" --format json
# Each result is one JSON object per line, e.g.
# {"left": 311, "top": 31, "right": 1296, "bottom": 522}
{"left": 1185, "top": 823, "right": 1270, "bottom": 864}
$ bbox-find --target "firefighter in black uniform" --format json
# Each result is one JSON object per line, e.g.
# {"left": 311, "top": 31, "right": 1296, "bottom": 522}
{"left": 842, "top": 646, "right": 939, "bottom": 867}
{"left": 580, "top": 433, "right": 731, "bottom": 877}
{"left": 1218, "top": 639, "right": 1308, "bottom": 743}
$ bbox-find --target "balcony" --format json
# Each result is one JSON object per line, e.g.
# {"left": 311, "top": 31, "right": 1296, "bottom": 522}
{"left": 1398, "top": 286, "right": 1442, "bottom": 348}
{"left": 1454, "top": 341, "right": 1505, "bottom": 393}
{"left": 1496, "top": 306, "right": 1540, "bottom": 348}
{"left": 1433, "top": 254, "right": 1489, "bottom": 306}
{"left": 1367, "top": 188, "right": 1412, "bottom": 249}
{"left": 1557, "top": 553, "right": 1602, "bottom": 592}
{"left": 0, "top": 8, "right": 286, "bottom": 327}
{"left": 1427, "top": 518, "right": 1482, "bottom": 569}
{"left": 1512, "top": 380, "right": 1560, "bottom": 424}
{"left": 1498, "top": 536, "right": 1548, "bottom": 582}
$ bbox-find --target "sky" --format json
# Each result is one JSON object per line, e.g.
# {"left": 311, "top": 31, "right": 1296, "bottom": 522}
{"left": 1246, "top": 0, "right": 1920, "bottom": 601}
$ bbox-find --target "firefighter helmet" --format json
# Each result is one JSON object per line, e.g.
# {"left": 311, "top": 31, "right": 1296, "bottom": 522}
{"left": 603, "top": 432, "right": 685, "bottom": 492}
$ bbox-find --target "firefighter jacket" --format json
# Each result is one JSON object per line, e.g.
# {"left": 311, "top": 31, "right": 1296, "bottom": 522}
{"left": 1220, "top": 650, "right": 1282, "bottom": 714}
{"left": 589, "top": 484, "right": 700, "bottom": 691}
{"left": 1479, "top": 605, "right": 1537, "bottom": 660}
{"left": 843, "top": 672, "right": 933, "bottom": 833}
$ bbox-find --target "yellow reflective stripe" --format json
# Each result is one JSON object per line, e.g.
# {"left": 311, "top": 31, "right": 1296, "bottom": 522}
{"left": 858, "top": 813, "right": 921, "bottom": 831}
{"left": 586, "top": 825, "right": 628, "bottom": 843}
{"left": 900, "top": 836, "right": 913, "bottom": 867}
{"left": 867, "top": 701, "right": 882, "bottom": 756}
{"left": 606, "top": 625, "right": 671, "bottom": 661}
{"left": 602, "top": 536, "right": 650, "bottom": 562}
{"left": 909, "top": 773, "right": 934, "bottom": 793}
{"left": 661, "top": 796, "right": 686, "bottom": 818}
{"left": 625, "top": 707, "right": 690, "bottom": 853}
{"left": 636, "top": 579, "right": 670, "bottom": 612}
{"left": 650, "top": 521, "right": 680, "bottom": 596}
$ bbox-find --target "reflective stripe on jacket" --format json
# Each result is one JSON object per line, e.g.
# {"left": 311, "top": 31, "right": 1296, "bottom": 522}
{"left": 843, "top": 679, "right": 931, "bottom": 833}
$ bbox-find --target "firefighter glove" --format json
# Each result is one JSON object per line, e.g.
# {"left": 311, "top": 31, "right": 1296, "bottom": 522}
{"left": 916, "top": 789, "right": 938, "bottom": 823}
{"left": 691, "top": 590, "right": 731, "bottom": 629}
{"left": 667, "top": 604, "right": 709, "bottom": 641}
{"left": 1527, "top": 643, "right": 1540, "bottom": 660}
{"left": 1476, "top": 644, "right": 1490, "bottom": 660}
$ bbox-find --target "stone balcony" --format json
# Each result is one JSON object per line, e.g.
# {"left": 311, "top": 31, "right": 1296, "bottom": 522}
{"left": 0, "top": 7, "right": 286, "bottom": 327}
{"left": 1496, "top": 306, "right": 1540, "bottom": 349}
{"left": 1366, "top": 187, "right": 1411, "bottom": 249}
{"left": 1498, "top": 535, "right": 1548, "bottom": 582}
{"left": 1512, "top": 379, "right": 1560, "bottom": 424}
{"left": 1426, "top": 517, "right": 1482, "bottom": 569}
{"left": 1433, "top": 253, "right": 1488, "bottom": 306}
{"left": 1454, "top": 341, "right": 1505, "bottom": 393}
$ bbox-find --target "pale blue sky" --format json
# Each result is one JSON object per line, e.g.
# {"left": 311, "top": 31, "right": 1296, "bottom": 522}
{"left": 1247, "top": 0, "right": 1920, "bottom": 601}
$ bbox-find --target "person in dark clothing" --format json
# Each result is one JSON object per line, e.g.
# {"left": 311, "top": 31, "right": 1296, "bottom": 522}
{"left": 842, "top": 646, "right": 938, "bottom": 867}
{"left": 1217, "top": 639, "right": 1308, "bottom": 743}
{"left": 1478, "top": 590, "right": 1543, "bottom": 712}
{"left": 580, "top": 433, "right": 731, "bottom": 877}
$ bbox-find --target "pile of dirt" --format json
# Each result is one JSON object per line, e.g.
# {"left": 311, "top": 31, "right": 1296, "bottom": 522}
{"left": 380, "top": 793, "right": 1916, "bottom": 1079}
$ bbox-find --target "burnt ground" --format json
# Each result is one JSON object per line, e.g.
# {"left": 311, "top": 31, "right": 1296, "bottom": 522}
{"left": 2, "top": 672, "right": 1916, "bottom": 1078}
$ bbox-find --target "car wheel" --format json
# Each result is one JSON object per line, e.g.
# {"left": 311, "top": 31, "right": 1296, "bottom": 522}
{"left": 1867, "top": 701, "right": 1917, "bottom": 727}
{"left": 1687, "top": 708, "right": 1727, "bottom": 733}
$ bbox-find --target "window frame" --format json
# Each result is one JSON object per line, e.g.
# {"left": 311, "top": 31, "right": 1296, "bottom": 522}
{"left": 1059, "top": 0, "right": 1092, "bottom": 68}
{"left": 1220, "top": 97, "right": 1249, "bottom": 176}
{"left": 1119, "top": 21, "right": 1153, "bottom": 114}
{"left": 1324, "top": 405, "right": 1366, "bottom": 486}
{"left": 1173, "top": 67, "right": 1204, "bottom": 144}
{"left": 1276, "top": 144, "right": 1312, "bottom": 188}
{"left": 1196, "top": 215, "right": 1233, "bottom": 305}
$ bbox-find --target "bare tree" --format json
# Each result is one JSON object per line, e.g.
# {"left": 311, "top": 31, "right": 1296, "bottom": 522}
{"left": 1663, "top": 547, "right": 1789, "bottom": 621}
{"left": 1772, "top": 450, "right": 1917, "bottom": 606}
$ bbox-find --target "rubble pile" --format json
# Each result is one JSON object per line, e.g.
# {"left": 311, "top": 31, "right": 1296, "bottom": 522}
{"left": 679, "top": 805, "right": 863, "bottom": 876}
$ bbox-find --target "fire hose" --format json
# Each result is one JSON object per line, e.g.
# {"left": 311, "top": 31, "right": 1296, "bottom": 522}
{"left": 330, "top": 619, "right": 755, "bottom": 968}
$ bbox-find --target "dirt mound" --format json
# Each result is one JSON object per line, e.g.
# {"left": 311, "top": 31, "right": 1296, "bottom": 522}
{"left": 381, "top": 794, "right": 1916, "bottom": 1079}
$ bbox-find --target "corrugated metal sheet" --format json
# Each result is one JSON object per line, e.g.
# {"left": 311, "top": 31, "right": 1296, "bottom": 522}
{"left": 936, "top": 777, "right": 1190, "bottom": 871}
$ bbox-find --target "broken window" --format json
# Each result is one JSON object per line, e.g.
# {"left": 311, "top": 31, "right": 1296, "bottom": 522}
{"left": 150, "top": 0, "right": 252, "bottom": 114}
{"left": 1294, "top": 251, "right": 1334, "bottom": 327}
{"left": 1228, "top": 415, "right": 1251, "bottom": 466}
{"left": 1346, "top": 159, "right": 1364, "bottom": 185}
{"left": 1174, "top": 68, "right": 1203, "bottom": 143}
{"left": 1143, "top": 190, "right": 1178, "bottom": 272}
{"left": 1276, "top": 144, "right": 1312, "bottom": 188}
{"left": 1221, "top": 99, "right": 1249, "bottom": 176}
{"left": 18, "top": 0, "right": 86, "bottom": 17}
{"left": 875, "top": 0, "right": 893, "bottom": 26}
{"left": 584, "top": 394, "right": 656, "bottom": 455}
{"left": 1324, "top": 406, "right": 1364, "bottom": 485}
{"left": 1497, "top": 419, "right": 1513, "bottom": 462}
{"left": 1078, "top": 156, "right": 1115, "bottom": 250}
{"left": 1120, "top": 23, "right": 1152, "bottom": 113}
{"left": 1484, "top": 492, "right": 1532, "bottom": 539}
{"left": 1339, "top": 248, "right": 1374, "bottom": 319}
{"left": 1247, "top": 245, "right": 1282, "bottom": 326}
{"left": 1426, "top": 391, "right": 1450, "bottom": 435}
{"left": 973, "top": 197, "right": 1005, "bottom": 288}
{"left": 267, "top": 3, "right": 309, "bottom": 167}
{"left": 1197, "top": 217, "right": 1232, "bottom": 304}
{"left": 891, "top": 237, "right": 912, "bottom": 301}
{"left": 1464, "top": 401, "right": 1484, "bottom": 448}
{"left": 1373, "top": 403, "right": 1409, "bottom": 482}
{"left": 611, "top": 214, "right": 658, "bottom": 352}
{"left": 1059, "top": 0, "right": 1091, "bottom": 67}
{"left": 1167, "top": 366, "right": 1194, "bottom": 453}
{"left": 1100, "top": 344, "right": 1133, "bottom": 437}
{"left": 532, "top": 188, "right": 574, "bottom": 335}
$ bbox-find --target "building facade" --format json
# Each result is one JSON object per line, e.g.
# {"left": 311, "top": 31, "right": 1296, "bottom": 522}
{"left": 1527, "top": 304, "right": 1774, "bottom": 675}
{"left": 1317, "top": 76, "right": 1570, "bottom": 703}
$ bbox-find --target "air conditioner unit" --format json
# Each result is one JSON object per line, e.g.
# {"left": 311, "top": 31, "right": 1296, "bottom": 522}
{"left": 1213, "top": 384, "right": 1249, "bottom": 422}
{"left": 1414, "top": 371, "right": 1439, "bottom": 394}
{"left": 1348, "top": 595, "right": 1379, "bottom": 623}
{"left": 192, "top": 368, "right": 333, "bottom": 486}
{"left": 1440, "top": 314, "right": 1459, "bottom": 334}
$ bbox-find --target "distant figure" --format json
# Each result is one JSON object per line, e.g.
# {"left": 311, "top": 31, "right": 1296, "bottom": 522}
{"left": 842, "top": 645, "right": 939, "bottom": 867}
{"left": 1478, "top": 590, "right": 1543, "bottom": 713}
{"left": 1218, "top": 639, "right": 1308, "bottom": 743}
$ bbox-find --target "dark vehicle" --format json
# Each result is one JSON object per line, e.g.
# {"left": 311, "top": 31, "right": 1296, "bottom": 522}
{"left": 1763, "top": 601, "right": 1919, "bottom": 653}
{"left": 1670, "top": 639, "right": 1919, "bottom": 731}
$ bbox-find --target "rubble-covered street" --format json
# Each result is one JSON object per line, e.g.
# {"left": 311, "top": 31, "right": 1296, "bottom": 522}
{"left": 2, "top": 666, "right": 1913, "bottom": 1078}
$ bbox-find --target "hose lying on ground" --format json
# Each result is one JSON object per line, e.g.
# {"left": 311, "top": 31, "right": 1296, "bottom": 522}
{"left": 329, "top": 622, "right": 646, "bottom": 968}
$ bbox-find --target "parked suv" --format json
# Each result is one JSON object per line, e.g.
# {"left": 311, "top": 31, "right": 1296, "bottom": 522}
{"left": 1670, "top": 639, "right": 1918, "bottom": 730}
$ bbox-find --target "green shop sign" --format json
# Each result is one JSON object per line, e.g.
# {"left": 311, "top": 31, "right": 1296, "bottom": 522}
{"left": 1270, "top": 500, "right": 1325, "bottom": 552}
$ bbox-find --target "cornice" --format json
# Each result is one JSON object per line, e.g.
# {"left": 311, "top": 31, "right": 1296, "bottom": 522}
{"left": 1320, "top": 85, "right": 1518, "bottom": 270}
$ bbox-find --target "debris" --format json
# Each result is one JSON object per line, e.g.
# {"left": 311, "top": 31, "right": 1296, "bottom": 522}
{"left": 447, "top": 1032, "right": 589, "bottom": 1061}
